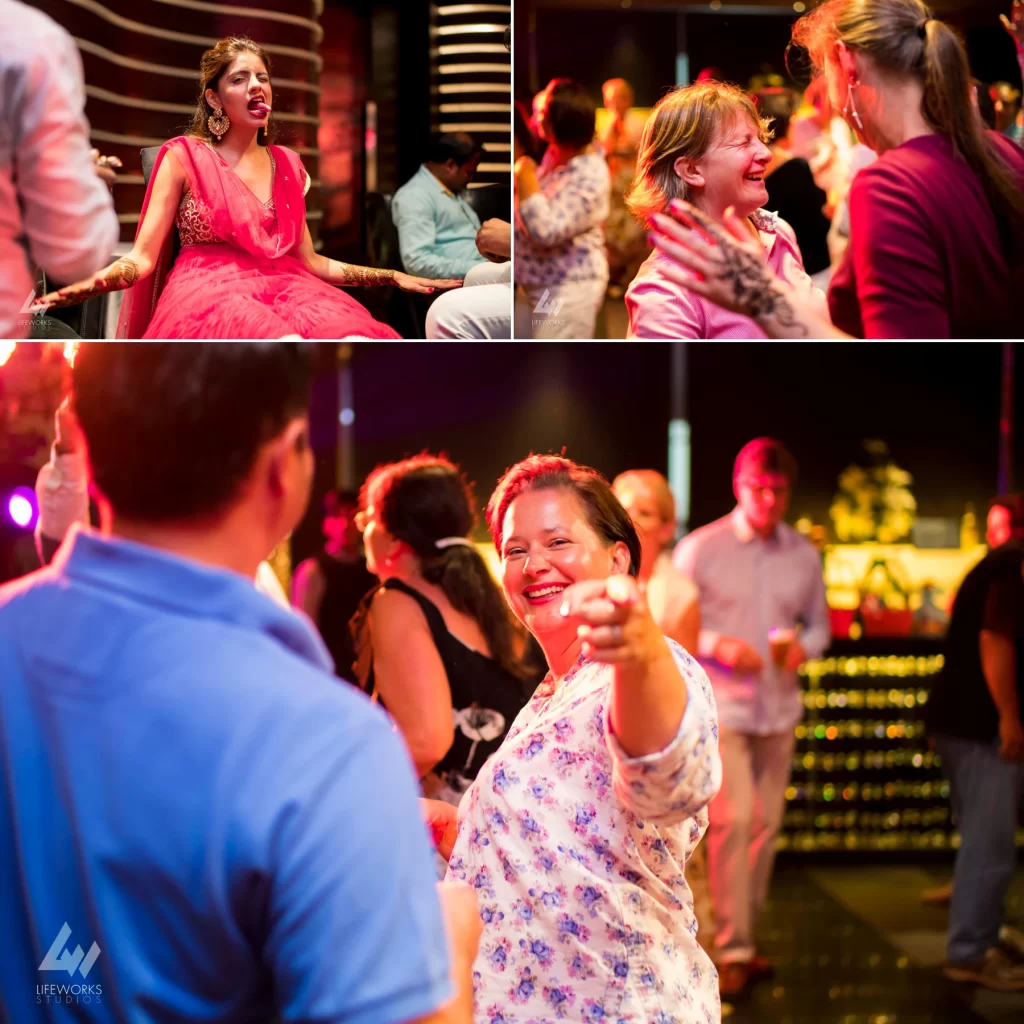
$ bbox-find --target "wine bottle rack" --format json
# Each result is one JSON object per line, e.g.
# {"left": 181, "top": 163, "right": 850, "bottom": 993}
{"left": 779, "top": 638, "right": 1024, "bottom": 853}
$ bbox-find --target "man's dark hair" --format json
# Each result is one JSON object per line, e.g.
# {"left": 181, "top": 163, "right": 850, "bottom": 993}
{"left": 990, "top": 493, "right": 1024, "bottom": 534}
{"left": 426, "top": 132, "right": 484, "bottom": 166}
{"left": 733, "top": 437, "right": 798, "bottom": 487}
{"left": 545, "top": 79, "right": 596, "bottom": 147}
{"left": 73, "top": 343, "right": 315, "bottom": 522}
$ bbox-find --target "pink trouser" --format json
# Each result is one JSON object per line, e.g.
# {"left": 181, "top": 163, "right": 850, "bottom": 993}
{"left": 705, "top": 726, "right": 796, "bottom": 963}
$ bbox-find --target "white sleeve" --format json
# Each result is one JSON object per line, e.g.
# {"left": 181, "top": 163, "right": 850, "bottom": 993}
{"left": 14, "top": 25, "right": 119, "bottom": 283}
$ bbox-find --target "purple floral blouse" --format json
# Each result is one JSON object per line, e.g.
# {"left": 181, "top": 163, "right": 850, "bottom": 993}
{"left": 445, "top": 640, "right": 722, "bottom": 1023}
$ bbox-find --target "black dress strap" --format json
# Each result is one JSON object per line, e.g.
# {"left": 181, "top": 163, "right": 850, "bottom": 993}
{"left": 379, "top": 578, "right": 451, "bottom": 647}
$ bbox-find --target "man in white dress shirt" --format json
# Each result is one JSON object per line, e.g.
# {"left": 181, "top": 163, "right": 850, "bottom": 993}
{"left": 1, "top": 0, "right": 118, "bottom": 338}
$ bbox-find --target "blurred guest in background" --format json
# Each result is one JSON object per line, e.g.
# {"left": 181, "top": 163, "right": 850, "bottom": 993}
{"left": 514, "top": 78, "right": 610, "bottom": 338}
{"left": 756, "top": 87, "right": 832, "bottom": 285}
{"left": 674, "top": 438, "right": 829, "bottom": 998}
{"left": 292, "top": 489, "right": 375, "bottom": 682}
{"left": 999, "top": 2, "right": 1024, "bottom": 144}
{"left": 789, "top": 75, "right": 851, "bottom": 217}
{"left": 392, "top": 132, "right": 487, "bottom": 281}
{"left": 598, "top": 78, "right": 650, "bottom": 297}
{"left": 352, "top": 455, "right": 532, "bottom": 804}
{"left": 990, "top": 81, "right": 1022, "bottom": 137}
{"left": 924, "top": 494, "right": 1024, "bottom": 991}
{"left": 2, "top": 0, "right": 118, "bottom": 339}
{"left": 612, "top": 469, "right": 699, "bottom": 653}
{"left": 626, "top": 80, "right": 826, "bottom": 339}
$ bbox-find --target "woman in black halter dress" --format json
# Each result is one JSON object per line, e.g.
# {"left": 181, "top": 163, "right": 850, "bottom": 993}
{"left": 351, "top": 455, "right": 538, "bottom": 802}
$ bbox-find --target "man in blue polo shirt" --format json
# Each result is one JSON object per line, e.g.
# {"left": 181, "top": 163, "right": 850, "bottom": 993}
{"left": 0, "top": 344, "right": 476, "bottom": 1024}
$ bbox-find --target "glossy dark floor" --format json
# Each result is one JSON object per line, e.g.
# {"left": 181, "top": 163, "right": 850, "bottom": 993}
{"left": 725, "top": 862, "right": 1024, "bottom": 1024}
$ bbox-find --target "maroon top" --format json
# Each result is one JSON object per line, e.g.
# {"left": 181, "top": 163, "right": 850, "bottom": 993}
{"left": 828, "top": 132, "right": 1024, "bottom": 339}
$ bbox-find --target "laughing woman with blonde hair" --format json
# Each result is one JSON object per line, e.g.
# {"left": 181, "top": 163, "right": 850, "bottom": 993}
{"left": 625, "top": 80, "right": 826, "bottom": 339}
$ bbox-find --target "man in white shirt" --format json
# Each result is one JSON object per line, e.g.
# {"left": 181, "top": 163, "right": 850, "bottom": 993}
{"left": 674, "top": 438, "right": 829, "bottom": 999}
{"left": 1, "top": 0, "right": 118, "bottom": 338}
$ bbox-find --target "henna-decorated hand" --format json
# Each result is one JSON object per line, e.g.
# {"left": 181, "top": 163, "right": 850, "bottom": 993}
{"left": 1001, "top": 0, "right": 1024, "bottom": 47}
{"left": 393, "top": 272, "right": 463, "bottom": 295}
{"left": 29, "top": 257, "right": 141, "bottom": 313}
{"left": 649, "top": 199, "right": 826, "bottom": 338}
{"left": 649, "top": 200, "right": 782, "bottom": 314}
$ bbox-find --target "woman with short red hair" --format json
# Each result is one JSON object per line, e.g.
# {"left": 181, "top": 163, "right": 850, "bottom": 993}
{"left": 445, "top": 455, "right": 722, "bottom": 1024}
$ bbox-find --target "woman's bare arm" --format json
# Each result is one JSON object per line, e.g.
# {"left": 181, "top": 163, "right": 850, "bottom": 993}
{"left": 32, "top": 149, "right": 186, "bottom": 310}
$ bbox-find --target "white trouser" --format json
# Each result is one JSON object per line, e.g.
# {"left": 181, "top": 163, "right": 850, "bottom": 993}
{"left": 425, "top": 260, "right": 511, "bottom": 339}
{"left": 706, "top": 726, "right": 796, "bottom": 963}
{"left": 515, "top": 276, "right": 607, "bottom": 339}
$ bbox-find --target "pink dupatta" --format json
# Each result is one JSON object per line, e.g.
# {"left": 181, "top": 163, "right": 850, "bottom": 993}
{"left": 117, "top": 136, "right": 307, "bottom": 338}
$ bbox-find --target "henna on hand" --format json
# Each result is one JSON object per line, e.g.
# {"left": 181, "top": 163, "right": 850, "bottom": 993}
{"left": 338, "top": 263, "right": 396, "bottom": 287}
{"left": 106, "top": 257, "right": 139, "bottom": 289}
{"left": 669, "top": 202, "right": 809, "bottom": 337}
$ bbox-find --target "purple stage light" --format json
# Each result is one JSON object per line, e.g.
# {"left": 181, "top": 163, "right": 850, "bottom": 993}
{"left": 7, "top": 487, "right": 37, "bottom": 530}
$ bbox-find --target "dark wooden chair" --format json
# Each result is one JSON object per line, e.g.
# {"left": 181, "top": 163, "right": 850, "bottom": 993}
{"left": 363, "top": 190, "right": 427, "bottom": 338}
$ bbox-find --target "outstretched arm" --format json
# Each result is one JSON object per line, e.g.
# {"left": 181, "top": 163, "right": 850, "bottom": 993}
{"left": 31, "top": 148, "right": 186, "bottom": 311}
{"left": 295, "top": 222, "right": 463, "bottom": 295}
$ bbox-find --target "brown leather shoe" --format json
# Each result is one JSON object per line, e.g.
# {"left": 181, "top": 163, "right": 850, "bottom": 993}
{"left": 718, "top": 961, "right": 750, "bottom": 999}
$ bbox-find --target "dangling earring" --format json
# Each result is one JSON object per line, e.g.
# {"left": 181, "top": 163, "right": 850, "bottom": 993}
{"left": 843, "top": 80, "right": 864, "bottom": 131}
{"left": 207, "top": 107, "right": 230, "bottom": 140}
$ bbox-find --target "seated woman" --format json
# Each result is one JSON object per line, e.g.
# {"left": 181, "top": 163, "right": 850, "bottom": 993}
{"left": 646, "top": 0, "right": 1024, "bottom": 340}
{"left": 352, "top": 455, "right": 534, "bottom": 804}
{"left": 625, "top": 79, "right": 827, "bottom": 339}
{"left": 32, "top": 37, "right": 460, "bottom": 338}
{"left": 445, "top": 455, "right": 722, "bottom": 1024}
{"left": 514, "top": 78, "right": 610, "bottom": 339}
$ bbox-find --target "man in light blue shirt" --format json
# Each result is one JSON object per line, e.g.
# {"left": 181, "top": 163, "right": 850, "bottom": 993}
{"left": 0, "top": 344, "right": 476, "bottom": 1024}
{"left": 674, "top": 437, "right": 828, "bottom": 999}
{"left": 391, "top": 133, "right": 487, "bottom": 279}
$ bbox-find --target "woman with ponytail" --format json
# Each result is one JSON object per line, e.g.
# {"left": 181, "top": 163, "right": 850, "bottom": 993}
{"left": 352, "top": 455, "right": 534, "bottom": 803}
{"left": 646, "top": 0, "right": 1024, "bottom": 339}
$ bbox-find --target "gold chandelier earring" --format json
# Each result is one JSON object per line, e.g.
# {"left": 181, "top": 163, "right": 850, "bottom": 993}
{"left": 207, "top": 106, "right": 230, "bottom": 140}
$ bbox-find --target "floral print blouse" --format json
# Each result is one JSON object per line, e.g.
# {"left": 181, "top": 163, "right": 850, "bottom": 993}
{"left": 446, "top": 640, "right": 722, "bottom": 1024}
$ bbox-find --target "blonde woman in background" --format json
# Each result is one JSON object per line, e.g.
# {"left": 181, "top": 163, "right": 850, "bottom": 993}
{"left": 613, "top": 469, "right": 715, "bottom": 956}
{"left": 612, "top": 469, "right": 700, "bottom": 653}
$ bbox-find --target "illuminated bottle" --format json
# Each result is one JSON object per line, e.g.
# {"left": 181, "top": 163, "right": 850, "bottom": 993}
{"left": 961, "top": 504, "right": 980, "bottom": 549}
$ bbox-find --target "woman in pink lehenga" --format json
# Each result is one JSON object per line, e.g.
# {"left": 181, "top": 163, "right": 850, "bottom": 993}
{"left": 33, "top": 37, "right": 460, "bottom": 339}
